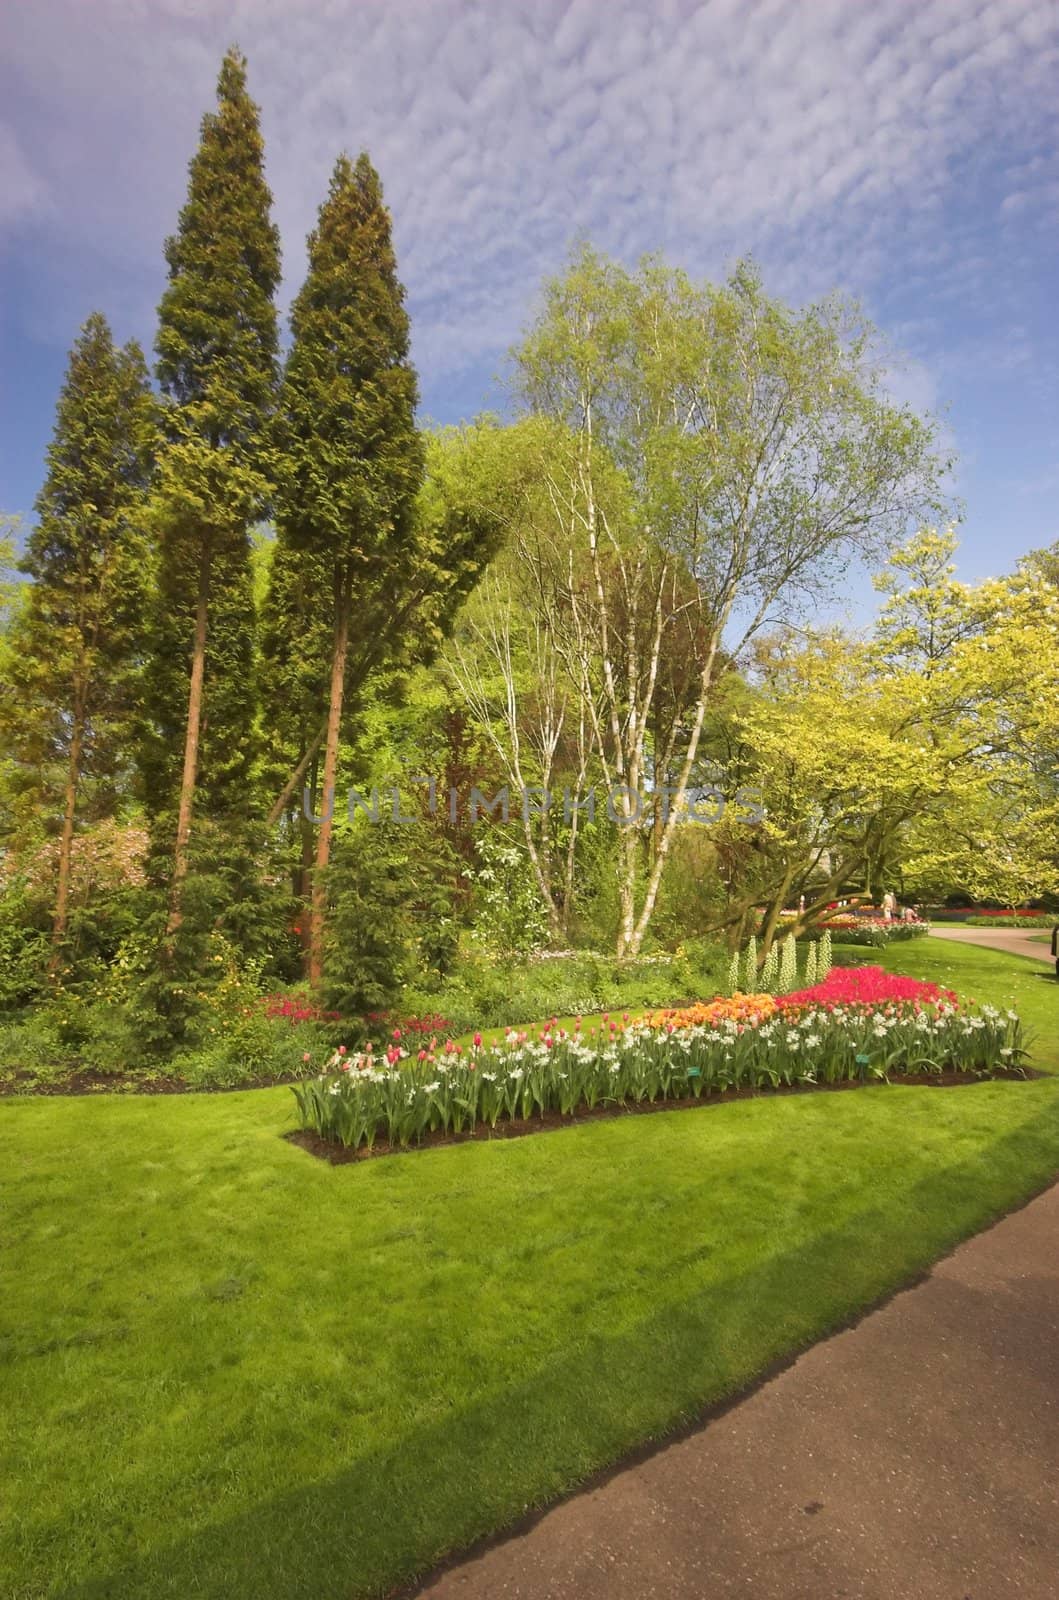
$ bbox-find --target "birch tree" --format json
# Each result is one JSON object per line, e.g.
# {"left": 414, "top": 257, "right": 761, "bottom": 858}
{"left": 512, "top": 248, "right": 949, "bottom": 956}
{"left": 445, "top": 565, "right": 596, "bottom": 941}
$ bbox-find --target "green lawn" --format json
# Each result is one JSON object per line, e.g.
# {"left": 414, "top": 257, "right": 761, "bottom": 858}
{"left": 2, "top": 939, "right": 1057, "bottom": 1600}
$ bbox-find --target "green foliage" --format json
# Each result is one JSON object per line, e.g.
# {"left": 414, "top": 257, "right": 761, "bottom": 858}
{"left": 1, "top": 316, "right": 154, "bottom": 894}
{"left": 144, "top": 46, "right": 281, "bottom": 921}
{"left": 468, "top": 832, "right": 550, "bottom": 958}
{"left": 3, "top": 939, "right": 1057, "bottom": 1600}
{"left": 0, "top": 894, "right": 50, "bottom": 1011}
{"left": 173, "top": 1014, "right": 321, "bottom": 1090}
{"left": 741, "top": 934, "right": 758, "bottom": 993}
{"left": 273, "top": 153, "right": 421, "bottom": 571}
{"left": 322, "top": 821, "right": 461, "bottom": 1018}
{"left": 964, "top": 914, "right": 1055, "bottom": 928}
{"left": 155, "top": 49, "right": 280, "bottom": 456}
{"left": 398, "top": 942, "right": 729, "bottom": 1036}
{"left": 266, "top": 153, "right": 424, "bottom": 784}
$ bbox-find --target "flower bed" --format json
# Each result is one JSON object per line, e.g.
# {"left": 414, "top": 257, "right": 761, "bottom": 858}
{"left": 776, "top": 965, "right": 955, "bottom": 1008}
{"left": 263, "top": 993, "right": 340, "bottom": 1026}
{"left": 292, "top": 980, "right": 1024, "bottom": 1154}
{"left": 647, "top": 994, "right": 777, "bottom": 1029}
{"left": 800, "top": 916, "right": 930, "bottom": 946}
{"left": 364, "top": 1010, "right": 457, "bottom": 1037}
{"left": 927, "top": 907, "right": 1046, "bottom": 922}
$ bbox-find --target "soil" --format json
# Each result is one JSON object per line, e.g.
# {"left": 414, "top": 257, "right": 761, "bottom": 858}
{"left": 286, "top": 1067, "right": 1037, "bottom": 1165}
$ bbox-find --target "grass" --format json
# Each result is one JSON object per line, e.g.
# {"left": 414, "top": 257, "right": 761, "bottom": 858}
{"left": 1, "top": 938, "right": 1057, "bottom": 1600}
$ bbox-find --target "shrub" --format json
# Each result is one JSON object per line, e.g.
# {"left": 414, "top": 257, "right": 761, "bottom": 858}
{"left": 322, "top": 820, "right": 461, "bottom": 1018}
{"left": 468, "top": 832, "right": 550, "bottom": 958}
{"left": 399, "top": 944, "right": 730, "bottom": 1034}
{"left": 0, "top": 893, "right": 50, "bottom": 1011}
{"left": 0, "top": 1013, "right": 66, "bottom": 1086}
{"left": 964, "top": 914, "right": 1054, "bottom": 928}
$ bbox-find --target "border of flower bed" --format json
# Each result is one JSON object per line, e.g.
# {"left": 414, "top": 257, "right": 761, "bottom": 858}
{"left": 286, "top": 1066, "right": 1035, "bottom": 1164}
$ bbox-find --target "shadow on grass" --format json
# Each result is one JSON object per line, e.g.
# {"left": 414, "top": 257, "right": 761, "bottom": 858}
{"left": 58, "top": 1096, "right": 1059, "bottom": 1600}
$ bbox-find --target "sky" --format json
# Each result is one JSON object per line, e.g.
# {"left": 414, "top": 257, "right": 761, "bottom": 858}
{"left": 2, "top": 0, "right": 1057, "bottom": 600}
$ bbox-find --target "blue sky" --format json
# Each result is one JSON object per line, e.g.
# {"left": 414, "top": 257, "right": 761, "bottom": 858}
{"left": 2, "top": 0, "right": 1057, "bottom": 597}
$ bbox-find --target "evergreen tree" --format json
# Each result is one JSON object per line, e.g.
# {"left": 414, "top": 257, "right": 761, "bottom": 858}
{"left": 4, "top": 314, "right": 154, "bottom": 963}
{"left": 270, "top": 153, "right": 423, "bottom": 987}
{"left": 144, "top": 48, "right": 280, "bottom": 937}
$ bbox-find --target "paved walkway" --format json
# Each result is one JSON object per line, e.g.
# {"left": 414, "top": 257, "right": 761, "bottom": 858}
{"left": 415, "top": 1182, "right": 1059, "bottom": 1600}
{"left": 929, "top": 924, "right": 1056, "bottom": 966}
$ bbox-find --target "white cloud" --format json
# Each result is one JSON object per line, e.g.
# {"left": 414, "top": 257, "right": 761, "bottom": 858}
{"left": 0, "top": 123, "right": 50, "bottom": 229}
{"left": 1, "top": 0, "right": 1057, "bottom": 402}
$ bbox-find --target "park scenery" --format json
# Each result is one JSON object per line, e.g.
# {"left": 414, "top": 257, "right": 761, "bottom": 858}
{"left": 2, "top": 36, "right": 1058, "bottom": 1600}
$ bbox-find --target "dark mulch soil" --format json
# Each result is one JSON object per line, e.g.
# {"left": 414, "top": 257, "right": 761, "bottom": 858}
{"left": 286, "top": 1068, "right": 1037, "bottom": 1165}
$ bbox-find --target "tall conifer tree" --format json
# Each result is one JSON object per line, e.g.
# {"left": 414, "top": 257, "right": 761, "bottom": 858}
{"left": 7, "top": 314, "right": 154, "bottom": 963}
{"left": 145, "top": 48, "right": 280, "bottom": 934}
{"left": 271, "top": 154, "right": 422, "bottom": 987}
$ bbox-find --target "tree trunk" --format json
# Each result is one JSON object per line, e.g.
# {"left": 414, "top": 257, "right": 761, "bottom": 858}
{"left": 167, "top": 554, "right": 210, "bottom": 936}
{"left": 759, "top": 862, "right": 797, "bottom": 958}
{"left": 309, "top": 572, "right": 351, "bottom": 990}
{"left": 49, "top": 707, "right": 85, "bottom": 977}
{"left": 297, "top": 755, "right": 317, "bottom": 976}
{"left": 267, "top": 718, "right": 328, "bottom": 826}
{"left": 616, "top": 824, "right": 638, "bottom": 959}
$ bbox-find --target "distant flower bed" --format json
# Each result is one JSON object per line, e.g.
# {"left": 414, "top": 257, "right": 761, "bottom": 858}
{"left": 293, "top": 980, "right": 1024, "bottom": 1153}
{"left": 263, "top": 993, "right": 340, "bottom": 1026}
{"left": 364, "top": 1011, "right": 456, "bottom": 1038}
{"left": 805, "top": 917, "right": 930, "bottom": 946}
{"left": 963, "top": 915, "right": 1054, "bottom": 929}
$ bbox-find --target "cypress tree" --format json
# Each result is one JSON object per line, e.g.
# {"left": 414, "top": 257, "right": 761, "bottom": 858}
{"left": 271, "top": 153, "right": 422, "bottom": 988}
{"left": 145, "top": 48, "right": 280, "bottom": 935}
{"left": 6, "top": 313, "right": 154, "bottom": 964}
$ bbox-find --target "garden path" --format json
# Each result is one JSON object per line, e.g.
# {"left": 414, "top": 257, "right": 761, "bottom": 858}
{"left": 930, "top": 924, "right": 1055, "bottom": 965}
{"left": 414, "top": 1179, "right": 1059, "bottom": 1600}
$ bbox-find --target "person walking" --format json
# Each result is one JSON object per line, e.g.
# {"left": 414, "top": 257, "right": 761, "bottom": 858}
{"left": 1051, "top": 921, "right": 1059, "bottom": 979}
